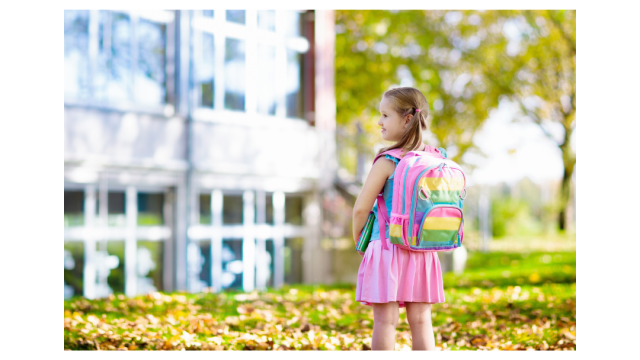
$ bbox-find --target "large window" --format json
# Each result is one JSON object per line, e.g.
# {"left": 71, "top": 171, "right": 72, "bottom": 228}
{"left": 64, "top": 186, "right": 173, "bottom": 299}
{"left": 64, "top": 10, "right": 172, "bottom": 108}
{"left": 192, "top": 10, "right": 309, "bottom": 119}
{"left": 64, "top": 11, "right": 91, "bottom": 100}
{"left": 192, "top": 190, "right": 306, "bottom": 292}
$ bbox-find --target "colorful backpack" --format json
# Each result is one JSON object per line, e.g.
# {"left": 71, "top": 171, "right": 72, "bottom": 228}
{"left": 373, "top": 145, "right": 466, "bottom": 252}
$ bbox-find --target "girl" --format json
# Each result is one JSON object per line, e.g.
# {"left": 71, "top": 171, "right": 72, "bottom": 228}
{"left": 352, "top": 87, "right": 444, "bottom": 351}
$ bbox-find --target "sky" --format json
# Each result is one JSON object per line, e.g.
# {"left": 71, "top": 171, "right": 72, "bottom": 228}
{"left": 462, "top": 99, "right": 570, "bottom": 186}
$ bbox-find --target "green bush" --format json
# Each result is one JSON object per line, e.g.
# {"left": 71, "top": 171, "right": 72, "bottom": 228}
{"left": 491, "top": 198, "right": 540, "bottom": 237}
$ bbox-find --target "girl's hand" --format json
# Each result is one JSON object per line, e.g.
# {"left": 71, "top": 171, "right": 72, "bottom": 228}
{"left": 357, "top": 250, "right": 365, "bottom": 257}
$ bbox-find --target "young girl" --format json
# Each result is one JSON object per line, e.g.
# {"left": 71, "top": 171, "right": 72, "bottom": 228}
{"left": 352, "top": 87, "right": 444, "bottom": 351}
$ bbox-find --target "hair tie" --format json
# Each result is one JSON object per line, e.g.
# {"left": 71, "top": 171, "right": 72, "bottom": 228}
{"left": 415, "top": 109, "right": 421, "bottom": 113}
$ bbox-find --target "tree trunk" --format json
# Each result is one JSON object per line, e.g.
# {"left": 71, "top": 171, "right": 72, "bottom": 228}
{"left": 558, "top": 167, "right": 572, "bottom": 231}
{"left": 557, "top": 123, "right": 576, "bottom": 232}
{"left": 356, "top": 122, "right": 366, "bottom": 184}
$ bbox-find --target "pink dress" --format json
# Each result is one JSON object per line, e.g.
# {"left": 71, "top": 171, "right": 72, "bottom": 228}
{"left": 355, "top": 154, "right": 445, "bottom": 307}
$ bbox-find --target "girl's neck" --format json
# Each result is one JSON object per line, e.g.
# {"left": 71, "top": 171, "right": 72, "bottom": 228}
{"left": 413, "top": 143, "right": 426, "bottom": 151}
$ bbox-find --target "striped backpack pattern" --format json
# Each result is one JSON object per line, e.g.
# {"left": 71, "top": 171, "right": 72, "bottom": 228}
{"left": 373, "top": 145, "right": 466, "bottom": 252}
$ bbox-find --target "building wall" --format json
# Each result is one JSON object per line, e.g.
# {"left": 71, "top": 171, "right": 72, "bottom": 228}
{"left": 64, "top": 107, "right": 187, "bottom": 167}
{"left": 64, "top": 10, "right": 336, "bottom": 299}
{"left": 191, "top": 120, "right": 320, "bottom": 178}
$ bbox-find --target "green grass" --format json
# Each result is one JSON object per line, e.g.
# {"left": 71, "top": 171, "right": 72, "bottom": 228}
{"left": 444, "top": 251, "right": 576, "bottom": 288}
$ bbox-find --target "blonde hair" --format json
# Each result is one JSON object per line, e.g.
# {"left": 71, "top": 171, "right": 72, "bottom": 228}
{"left": 377, "top": 87, "right": 429, "bottom": 157}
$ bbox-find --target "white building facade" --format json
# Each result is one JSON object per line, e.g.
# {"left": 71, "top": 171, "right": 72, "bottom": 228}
{"left": 64, "top": 10, "right": 337, "bottom": 299}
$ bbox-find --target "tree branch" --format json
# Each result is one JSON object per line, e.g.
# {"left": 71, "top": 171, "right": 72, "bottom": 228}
{"left": 547, "top": 10, "right": 576, "bottom": 56}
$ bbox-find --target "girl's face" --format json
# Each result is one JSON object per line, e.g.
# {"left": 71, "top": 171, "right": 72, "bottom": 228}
{"left": 378, "top": 96, "right": 410, "bottom": 142}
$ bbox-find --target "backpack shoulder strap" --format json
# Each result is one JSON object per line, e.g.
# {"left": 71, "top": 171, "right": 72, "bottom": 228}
{"left": 372, "top": 148, "right": 404, "bottom": 165}
{"left": 373, "top": 145, "right": 447, "bottom": 166}
{"left": 422, "top": 145, "right": 447, "bottom": 159}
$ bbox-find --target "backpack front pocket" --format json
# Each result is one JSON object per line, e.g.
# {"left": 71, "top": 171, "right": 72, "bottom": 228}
{"left": 417, "top": 206, "right": 463, "bottom": 249}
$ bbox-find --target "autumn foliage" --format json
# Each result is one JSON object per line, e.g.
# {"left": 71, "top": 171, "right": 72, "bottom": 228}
{"left": 64, "top": 251, "right": 575, "bottom": 351}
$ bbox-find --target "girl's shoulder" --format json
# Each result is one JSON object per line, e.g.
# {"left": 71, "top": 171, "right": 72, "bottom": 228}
{"left": 370, "top": 156, "right": 396, "bottom": 180}
{"left": 384, "top": 154, "right": 400, "bottom": 165}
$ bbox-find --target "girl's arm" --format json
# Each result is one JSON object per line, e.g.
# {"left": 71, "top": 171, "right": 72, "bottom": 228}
{"left": 352, "top": 158, "right": 396, "bottom": 249}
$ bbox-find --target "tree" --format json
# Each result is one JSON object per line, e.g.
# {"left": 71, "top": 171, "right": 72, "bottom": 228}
{"left": 455, "top": 10, "right": 576, "bottom": 231}
{"left": 335, "top": 10, "right": 576, "bottom": 231}
{"left": 335, "top": 10, "right": 504, "bottom": 176}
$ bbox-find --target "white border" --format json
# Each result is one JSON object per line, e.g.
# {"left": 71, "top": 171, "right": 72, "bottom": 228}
{"left": 4, "top": 0, "right": 633, "bottom": 357}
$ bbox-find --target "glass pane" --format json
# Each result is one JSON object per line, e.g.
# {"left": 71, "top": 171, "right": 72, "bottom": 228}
{"left": 64, "top": 191, "right": 84, "bottom": 227}
{"left": 257, "top": 10, "right": 276, "bottom": 31}
{"left": 285, "top": 195, "right": 303, "bottom": 225}
{"left": 105, "top": 240, "right": 125, "bottom": 294}
{"left": 200, "top": 193, "right": 211, "bottom": 224}
{"left": 284, "top": 237, "right": 303, "bottom": 284}
{"left": 224, "top": 38, "right": 246, "bottom": 111}
{"left": 137, "top": 193, "right": 164, "bottom": 225}
{"left": 226, "top": 10, "right": 245, "bottom": 24}
{"left": 135, "top": 18, "right": 166, "bottom": 105}
{"left": 223, "top": 194, "right": 243, "bottom": 224}
{"left": 64, "top": 242, "right": 84, "bottom": 299}
{"left": 197, "top": 241, "right": 212, "bottom": 287}
{"left": 286, "top": 49, "right": 302, "bottom": 118}
{"left": 284, "top": 11, "right": 301, "bottom": 37}
{"left": 257, "top": 44, "right": 277, "bottom": 116}
{"left": 264, "top": 239, "right": 274, "bottom": 288}
{"left": 202, "top": 10, "right": 214, "bottom": 17}
{"left": 138, "top": 241, "right": 164, "bottom": 293}
{"left": 266, "top": 193, "right": 274, "bottom": 224}
{"left": 222, "top": 239, "right": 243, "bottom": 289}
{"left": 96, "top": 11, "right": 132, "bottom": 103}
{"left": 198, "top": 32, "right": 215, "bottom": 108}
{"left": 64, "top": 10, "right": 91, "bottom": 99}
{"left": 108, "top": 192, "right": 126, "bottom": 227}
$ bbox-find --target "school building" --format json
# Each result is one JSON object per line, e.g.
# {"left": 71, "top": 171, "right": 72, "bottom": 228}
{"left": 64, "top": 10, "right": 338, "bottom": 299}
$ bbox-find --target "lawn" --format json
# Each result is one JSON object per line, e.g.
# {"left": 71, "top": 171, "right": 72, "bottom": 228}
{"left": 64, "top": 250, "right": 576, "bottom": 351}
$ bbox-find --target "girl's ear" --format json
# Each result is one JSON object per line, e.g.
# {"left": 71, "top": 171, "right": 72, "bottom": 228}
{"left": 403, "top": 114, "right": 413, "bottom": 128}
